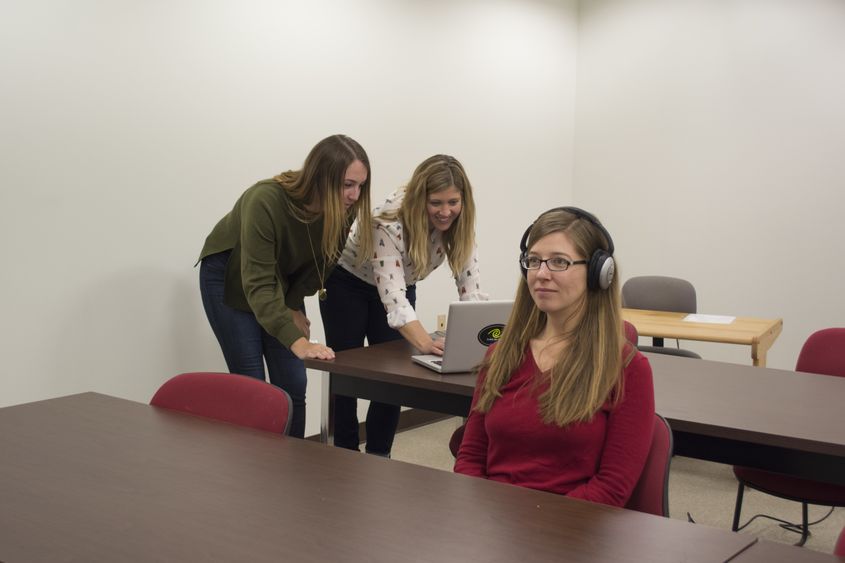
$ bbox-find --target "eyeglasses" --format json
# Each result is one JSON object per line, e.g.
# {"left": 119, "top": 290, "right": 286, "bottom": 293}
{"left": 520, "top": 255, "right": 587, "bottom": 272}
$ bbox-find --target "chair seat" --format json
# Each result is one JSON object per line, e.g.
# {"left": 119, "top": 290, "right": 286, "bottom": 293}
{"left": 638, "top": 345, "right": 701, "bottom": 359}
{"left": 733, "top": 466, "right": 845, "bottom": 505}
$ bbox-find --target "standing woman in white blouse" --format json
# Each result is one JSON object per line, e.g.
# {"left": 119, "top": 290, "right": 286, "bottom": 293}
{"left": 319, "top": 155, "right": 486, "bottom": 456}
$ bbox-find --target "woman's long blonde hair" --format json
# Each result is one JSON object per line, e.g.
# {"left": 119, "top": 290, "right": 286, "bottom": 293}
{"left": 380, "top": 155, "right": 476, "bottom": 279}
{"left": 273, "top": 134, "right": 373, "bottom": 264}
{"left": 475, "top": 209, "right": 631, "bottom": 427}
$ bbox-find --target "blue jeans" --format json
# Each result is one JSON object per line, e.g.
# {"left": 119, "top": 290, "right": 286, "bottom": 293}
{"left": 199, "top": 250, "right": 307, "bottom": 438}
{"left": 319, "top": 266, "right": 416, "bottom": 455}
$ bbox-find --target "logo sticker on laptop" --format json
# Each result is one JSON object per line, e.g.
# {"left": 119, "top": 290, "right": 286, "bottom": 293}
{"left": 478, "top": 324, "right": 505, "bottom": 346}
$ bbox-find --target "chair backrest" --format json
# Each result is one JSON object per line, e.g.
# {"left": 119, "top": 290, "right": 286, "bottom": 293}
{"left": 625, "top": 413, "right": 673, "bottom": 517}
{"left": 835, "top": 525, "right": 845, "bottom": 557}
{"left": 449, "top": 423, "right": 466, "bottom": 458}
{"left": 621, "top": 276, "right": 697, "bottom": 314}
{"left": 150, "top": 372, "right": 293, "bottom": 435}
{"left": 795, "top": 328, "right": 845, "bottom": 378}
{"left": 623, "top": 320, "right": 639, "bottom": 346}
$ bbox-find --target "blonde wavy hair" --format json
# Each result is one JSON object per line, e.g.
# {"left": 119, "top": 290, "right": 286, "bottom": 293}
{"left": 474, "top": 209, "right": 632, "bottom": 427}
{"left": 273, "top": 134, "right": 373, "bottom": 265}
{"left": 380, "top": 155, "right": 476, "bottom": 279}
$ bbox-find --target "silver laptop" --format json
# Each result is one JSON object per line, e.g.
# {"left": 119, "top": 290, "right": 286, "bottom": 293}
{"left": 412, "top": 300, "right": 514, "bottom": 373}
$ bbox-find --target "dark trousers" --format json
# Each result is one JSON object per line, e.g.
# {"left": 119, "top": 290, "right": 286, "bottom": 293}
{"left": 319, "top": 266, "right": 416, "bottom": 455}
{"left": 199, "top": 250, "right": 307, "bottom": 438}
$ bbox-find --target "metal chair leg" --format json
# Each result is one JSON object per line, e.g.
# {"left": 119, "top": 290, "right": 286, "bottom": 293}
{"left": 795, "top": 502, "right": 809, "bottom": 547}
{"left": 731, "top": 482, "right": 745, "bottom": 532}
{"left": 733, "top": 483, "right": 824, "bottom": 547}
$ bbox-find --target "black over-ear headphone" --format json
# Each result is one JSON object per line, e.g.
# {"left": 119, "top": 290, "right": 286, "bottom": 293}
{"left": 519, "top": 206, "right": 616, "bottom": 291}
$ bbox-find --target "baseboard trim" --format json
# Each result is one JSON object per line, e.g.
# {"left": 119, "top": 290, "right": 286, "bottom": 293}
{"left": 306, "top": 408, "right": 450, "bottom": 442}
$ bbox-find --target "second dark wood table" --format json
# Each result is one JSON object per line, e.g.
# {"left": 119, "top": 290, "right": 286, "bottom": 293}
{"left": 306, "top": 340, "right": 845, "bottom": 486}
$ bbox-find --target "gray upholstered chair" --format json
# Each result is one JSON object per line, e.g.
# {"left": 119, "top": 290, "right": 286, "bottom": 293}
{"left": 622, "top": 275, "right": 701, "bottom": 359}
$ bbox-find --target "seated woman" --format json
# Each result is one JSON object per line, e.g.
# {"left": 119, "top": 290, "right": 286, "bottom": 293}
{"left": 454, "top": 207, "right": 654, "bottom": 507}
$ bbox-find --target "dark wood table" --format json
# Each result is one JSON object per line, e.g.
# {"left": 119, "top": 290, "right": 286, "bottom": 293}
{"left": 307, "top": 340, "right": 845, "bottom": 486}
{"left": 0, "top": 393, "right": 759, "bottom": 562}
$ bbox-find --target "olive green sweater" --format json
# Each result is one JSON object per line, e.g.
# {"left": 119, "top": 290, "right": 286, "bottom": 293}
{"left": 199, "top": 179, "right": 343, "bottom": 348}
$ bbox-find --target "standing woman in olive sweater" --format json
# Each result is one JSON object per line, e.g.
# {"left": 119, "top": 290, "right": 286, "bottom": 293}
{"left": 197, "top": 135, "right": 373, "bottom": 438}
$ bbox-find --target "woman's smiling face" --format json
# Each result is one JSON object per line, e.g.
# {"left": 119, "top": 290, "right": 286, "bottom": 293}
{"left": 426, "top": 185, "right": 462, "bottom": 232}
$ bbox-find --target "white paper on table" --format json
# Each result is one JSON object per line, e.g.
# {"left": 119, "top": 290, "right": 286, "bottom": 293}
{"left": 683, "top": 314, "right": 736, "bottom": 324}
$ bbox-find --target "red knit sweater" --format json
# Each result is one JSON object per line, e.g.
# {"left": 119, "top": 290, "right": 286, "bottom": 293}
{"left": 454, "top": 345, "right": 655, "bottom": 507}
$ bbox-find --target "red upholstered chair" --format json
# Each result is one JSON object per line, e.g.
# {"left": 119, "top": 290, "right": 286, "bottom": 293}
{"left": 448, "top": 422, "right": 466, "bottom": 458}
{"left": 625, "top": 413, "right": 673, "bottom": 517}
{"left": 623, "top": 320, "right": 639, "bottom": 346}
{"left": 731, "top": 328, "right": 845, "bottom": 546}
{"left": 835, "top": 526, "right": 845, "bottom": 557}
{"left": 150, "top": 372, "right": 293, "bottom": 435}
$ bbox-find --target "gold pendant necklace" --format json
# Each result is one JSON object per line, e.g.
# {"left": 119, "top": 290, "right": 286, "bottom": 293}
{"left": 306, "top": 224, "right": 327, "bottom": 301}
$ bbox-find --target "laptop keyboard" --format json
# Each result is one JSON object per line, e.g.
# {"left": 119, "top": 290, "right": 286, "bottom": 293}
{"left": 433, "top": 360, "right": 442, "bottom": 365}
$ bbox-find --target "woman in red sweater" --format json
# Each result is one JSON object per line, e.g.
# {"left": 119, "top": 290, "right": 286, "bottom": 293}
{"left": 454, "top": 207, "right": 655, "bottom": 508}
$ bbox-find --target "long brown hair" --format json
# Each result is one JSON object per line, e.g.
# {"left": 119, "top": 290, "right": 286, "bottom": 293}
{"left": 475, "top": 209, "right": 630, "bottom": 426}
{"left": 273, "top": 134, "right": 373, "bottom": 264}
{"left": 380, "top": 155, "right": 476, "bottom": 278}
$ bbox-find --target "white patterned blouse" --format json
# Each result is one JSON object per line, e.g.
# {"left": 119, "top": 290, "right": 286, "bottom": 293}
{"left": 337, "top": 188, "right": 487, "bottom": 329}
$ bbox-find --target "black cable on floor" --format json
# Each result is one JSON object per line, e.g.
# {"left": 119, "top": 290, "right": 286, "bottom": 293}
{"left": 734, "top": 506, "right": 836, "bottom": 534}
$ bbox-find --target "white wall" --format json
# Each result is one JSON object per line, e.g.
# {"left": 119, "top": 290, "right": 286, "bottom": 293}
{"left": 575, "top": 0, "right": 845, "bottom": 368}
{"left": 0, "top": 0, "right": 579, "bottom": 435}
{"left": 7, "top": 0, "right": 838, "bottom": 434}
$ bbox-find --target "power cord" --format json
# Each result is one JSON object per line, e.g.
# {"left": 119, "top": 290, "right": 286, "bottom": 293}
{"left": 734, "top": 506, "right": 835, "bottom": 535}
{"left": 686, "top": 506, "right": 835, "bottom": 539}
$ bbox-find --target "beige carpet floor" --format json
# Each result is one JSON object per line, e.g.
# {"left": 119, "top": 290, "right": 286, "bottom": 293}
{"left": 385, "top": 417, "right": 844, "bottom": 556}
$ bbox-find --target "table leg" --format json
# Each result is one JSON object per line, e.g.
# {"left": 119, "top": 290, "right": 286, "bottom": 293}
{"left": 751, "top": 346, "right": 767, "bottom": 368}
{"left": 320, "top": 371, "right": 334, "bottom": 444}
{"left": 751, "top": 319, "right": 783, "bottom": 368}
